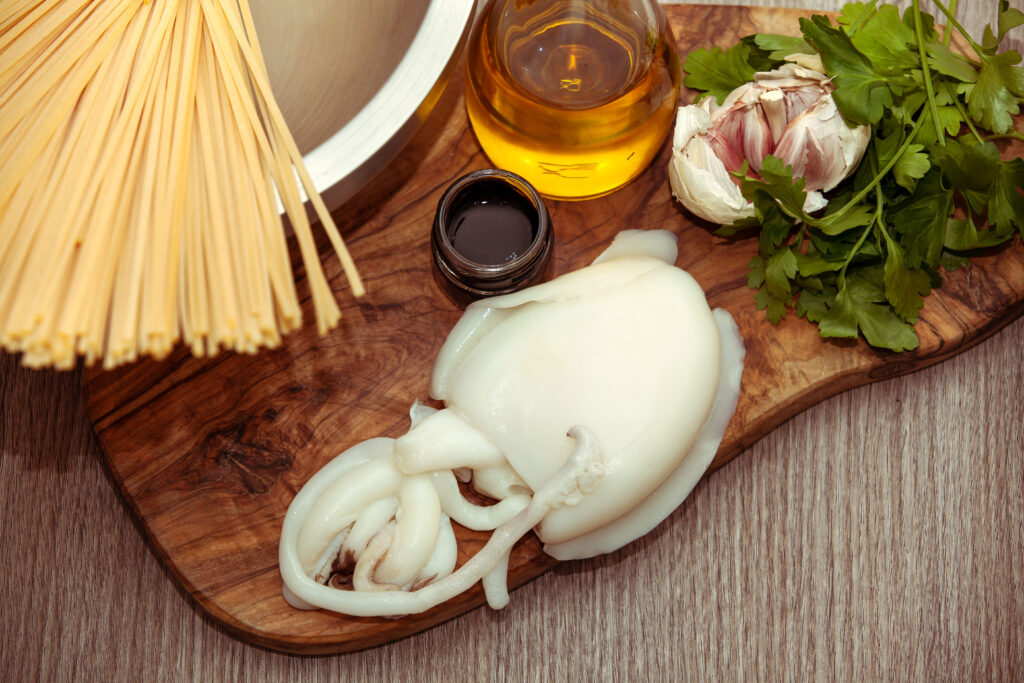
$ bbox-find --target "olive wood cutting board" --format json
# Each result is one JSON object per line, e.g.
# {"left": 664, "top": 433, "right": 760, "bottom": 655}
{"left": 83, "top": 5, "right": 1024, "bottom": 654}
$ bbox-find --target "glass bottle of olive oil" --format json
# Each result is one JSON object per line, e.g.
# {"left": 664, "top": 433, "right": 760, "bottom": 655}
{"left": 465, "top": 0, "right": 680, "bottom": 200}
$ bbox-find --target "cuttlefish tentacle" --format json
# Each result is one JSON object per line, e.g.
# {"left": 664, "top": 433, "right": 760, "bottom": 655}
{"left": 293, "top": 406, "right": 538, "bottom": 600}
{"left": 279, "top": 426, "right": 603, "bottom": 617}
{"left": 340, "top": 496, "right": 398, "bottom": 563}
{"left": 430, "top": 470, "right": 530, "bottom": 530}
{"left": 374, "top": 474, "right": 442, "bottom": 588}
{"left": 481, "top": 549, "right": 512, "bottom": 609}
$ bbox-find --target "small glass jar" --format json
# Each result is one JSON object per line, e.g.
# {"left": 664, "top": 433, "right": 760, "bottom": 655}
{"left": 432, "top": 169, "right": 553, "bottom": 307}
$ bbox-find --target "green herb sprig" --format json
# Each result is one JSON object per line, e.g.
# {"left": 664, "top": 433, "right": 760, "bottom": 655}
{"left": 684, "top": 1, "right": 1024, "bottom": 352}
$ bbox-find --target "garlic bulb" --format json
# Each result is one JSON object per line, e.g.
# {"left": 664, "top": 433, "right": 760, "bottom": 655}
{"left": 669, "top": 62, "right": 870, "bottom": 225}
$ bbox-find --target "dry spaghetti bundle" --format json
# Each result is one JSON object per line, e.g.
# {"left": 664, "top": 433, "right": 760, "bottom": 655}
{"left": 0, "top": 0, "right": 364, "bottom": 369}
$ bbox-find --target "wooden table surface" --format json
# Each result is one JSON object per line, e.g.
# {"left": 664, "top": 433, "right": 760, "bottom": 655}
{"left": 2, "top": 1, "right": 1021, "bottom": 680}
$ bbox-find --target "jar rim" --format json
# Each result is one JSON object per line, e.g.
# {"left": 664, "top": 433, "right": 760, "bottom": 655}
{"left": 433, "top": 169, "right": 550, "bottom": 280}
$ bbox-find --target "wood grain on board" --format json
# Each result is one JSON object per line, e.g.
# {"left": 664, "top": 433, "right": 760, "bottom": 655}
{"left": 83, "top": 4, "right": 1024, "bottom": 653}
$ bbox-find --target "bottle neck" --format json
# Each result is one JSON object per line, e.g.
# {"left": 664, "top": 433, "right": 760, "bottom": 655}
{"left": 483, "top": 0, "right": 665, "bottom": 110}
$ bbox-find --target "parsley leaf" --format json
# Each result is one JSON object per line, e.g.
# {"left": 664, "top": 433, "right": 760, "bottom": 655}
{"left": 800, "top": 14, "right": 894, "bottom": 125}
{"left": 932, "top": 139, "right": 1000, "bottom": 215}
{"left": 796, "top": 286, "right": 834, "bottom": 322}
{"left": 968, "top": 51, "right": 1024, "bottom": 133}
{"left": 888, "top": 169, "right": 953, "bottom": 269}
{"left": 683, "top": 43, "right": 758, "bottom": 104}
{"left": 983, "top": 1, "right": 1024, "bottom": 53}
{"left": 797, "top": 252, "right": 845, "bottom": 277}
{"left": 881, "top": 229, "right": 931, "bottom": 322}
{"left": 754, "top": 286, "right": 788, "bottom": 324}
{"left": 819, "top": 203, "right": 875, "bottom": 236}
{"left": 989, "top": 157, "right": 1024, "bottom": 237}
{"left": 765, "top": 248, "right": 798, "bottom": 299}
{"left": 747, "top": 255, "right": 766, "bottom": 289}
{"left": 837, "top": 2, "right": 875, "bottom": 33}
{"left": 741, "top": 156, "right": 810, "bottom": 220}
{"left": 821, "top": 274, "right": 920, "bottom": 351}
{"left": 849, "top": 5, "right": 918, "bottom": 75}
{"left": 753, "top": 33, "right": 813, "bottom": 62}
{"left": 925, "top": 41, "right": 978, "bottom": 83}
{"left": 943, "top": 218, "right": 1013, "bottom": 251}
{"left": 893, "top": 143, "right": 930, "bottom": 191}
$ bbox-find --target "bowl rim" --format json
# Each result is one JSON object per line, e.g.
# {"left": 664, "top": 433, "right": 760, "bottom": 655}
{"left": 300, "top": 0, "right": 478, "bottom": 203}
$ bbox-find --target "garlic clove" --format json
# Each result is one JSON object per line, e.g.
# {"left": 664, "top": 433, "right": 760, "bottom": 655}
{"left": 774, "top": 97, "right": 870, "bottom": 193}
{"left": 783, "top": 52, "right": 826, "bottom": 74}
{"left": 669, "top": 106, "right": 754, "bottom": 225}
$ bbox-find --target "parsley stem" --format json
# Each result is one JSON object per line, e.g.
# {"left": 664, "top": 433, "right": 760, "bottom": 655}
{"left": 840, "top": 156, "right": 884, "bottom": 289}
{"left": 930, "top": 0, "right": 983, "bottom": 56}
{"left": 943, "top": 0, "right": 958, "bottom": 47}
{"left": 913, "top": 0, "right": 945, "bottom": 146}
{"left": 986, "top": 131, "right": 1024, "bottom": 143}
{"left": 873, "top": 175, "right": 892, "bottom": 247}
{"left": 844, "top": 0, "right": 879, "bottom": 37}
{"left": 839, "top": 217, "right": 876, "bottom": 291}
{"left": 943, "top": 81, "right": 984, "bottom": 144}
{"left": 822, "top": 114, "right": 925, "bottom": 229}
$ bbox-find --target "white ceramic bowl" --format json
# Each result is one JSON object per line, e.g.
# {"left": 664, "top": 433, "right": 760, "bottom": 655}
{"left": 251, "top": 0, "right": 477, "bottom": 210}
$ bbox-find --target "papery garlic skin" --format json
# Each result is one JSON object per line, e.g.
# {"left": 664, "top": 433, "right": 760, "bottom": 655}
{"left": 669, "top": 100, "right": 754, "bottom": 225}
{"left": 670, "top": 62, "right": 870, "bottom": 224}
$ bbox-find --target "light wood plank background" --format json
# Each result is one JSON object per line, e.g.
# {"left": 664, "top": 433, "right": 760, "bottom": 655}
{"left": 1, "top": 1, "right": 1021, "bottom": 680}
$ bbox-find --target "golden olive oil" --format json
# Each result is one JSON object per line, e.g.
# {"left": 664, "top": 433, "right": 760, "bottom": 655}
{"left": 465, "top": 0, "right": 680, "bottom": 200}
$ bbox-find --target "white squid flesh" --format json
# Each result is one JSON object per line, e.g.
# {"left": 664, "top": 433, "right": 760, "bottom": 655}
{"left": 278, "top": 230, "right": 745, "bottom": 616}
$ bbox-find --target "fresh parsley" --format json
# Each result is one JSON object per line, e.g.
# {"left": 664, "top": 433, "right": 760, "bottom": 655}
{"left": 682, "top": 1, "right": 1024, "bottom": 352}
